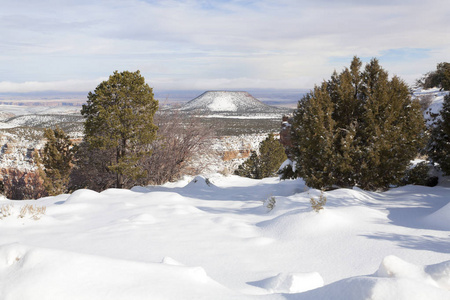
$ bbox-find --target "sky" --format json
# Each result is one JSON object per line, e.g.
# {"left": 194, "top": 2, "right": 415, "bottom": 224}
{"left": 0, "top": 0, "right": 449, "bottom": 94}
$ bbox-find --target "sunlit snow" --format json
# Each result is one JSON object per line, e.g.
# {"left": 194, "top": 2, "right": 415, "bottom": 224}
{"left": 0, "top": 175, "right": 449, "bottom": 299}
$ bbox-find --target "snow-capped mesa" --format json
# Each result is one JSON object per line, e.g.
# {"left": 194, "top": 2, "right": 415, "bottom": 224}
{"left": 180, "top": 91, "right": 285, "bottom": 113}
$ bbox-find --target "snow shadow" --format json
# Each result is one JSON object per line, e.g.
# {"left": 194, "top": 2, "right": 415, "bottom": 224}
{"left": 136, "top": 179, "right": 305, "bottom": 202}
{"left": 361, "top": 232, "right": 450, "bottom": 254}
{"left": 382, "top": 188, "right": 450, "bottom": 230}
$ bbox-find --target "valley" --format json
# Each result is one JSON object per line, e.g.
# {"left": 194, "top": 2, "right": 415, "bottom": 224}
{"left": 0, "top": 91, "right": 293, "bottom": 174}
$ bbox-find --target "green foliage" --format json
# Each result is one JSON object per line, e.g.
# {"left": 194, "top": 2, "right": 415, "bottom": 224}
{"left": 81, "top": 70, "right": 158, "bottom": 188}
{"left": 402, "top": 162, "right": 438, "bottom": 187}
{"left": 287, "top": 57, "right": 426, "bottom": 191}
{"left": 235, "top": 151, "right": 260, "bottom": 178}
{"left": 35, "top": 126, "right": 74, "bottom": 195}
{"left": 428, "top": 94, "right": 450, "bottom": 175}
{"left": 416, "top": 62, "right": 450, "bottom": 91}
{"left": 235, "top": 133, "right": 287, "bottom": 179}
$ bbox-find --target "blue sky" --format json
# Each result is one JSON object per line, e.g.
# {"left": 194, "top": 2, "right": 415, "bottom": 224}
{"left": 0, "top": 0, "right": 449, "bottom": 93}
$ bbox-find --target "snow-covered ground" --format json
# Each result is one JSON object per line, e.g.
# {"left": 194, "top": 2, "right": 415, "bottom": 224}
{"left": 0, "top": 174, "right": 449, "bottom": 299}
{"left": 412, "top": 87, "right": 448, "bottom": 118}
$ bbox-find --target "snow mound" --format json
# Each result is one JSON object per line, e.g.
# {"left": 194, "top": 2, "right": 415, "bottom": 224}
{"left": 423, "top": 201, "right": 450, "bottom": 230}
{"left": 0, "top": 243, "right": 247, "bottom": 300}
{"left": 258, "top": 208, "right": 351, "bottom": 239}
{"left": 376, "top": 255, "right": 438, "bottom": 286}
{"left": 65, "top": 189, "right": 105, "bottom": 203}
{"left": 249, "top": 272, "right": 324, "bottom": 293}
{"left": 294, "top": 256, "right": 450, "bottom": 300}
{"left": 185, "top": 175, "right": 217, "bottom": 189}
{"left": 180, "top": 91, "right": 282, "bottom": 113}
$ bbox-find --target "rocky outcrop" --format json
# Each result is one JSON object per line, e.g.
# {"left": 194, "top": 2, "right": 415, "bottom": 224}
{"left": 280, "top": 114, "right": 293, "bottom": 158}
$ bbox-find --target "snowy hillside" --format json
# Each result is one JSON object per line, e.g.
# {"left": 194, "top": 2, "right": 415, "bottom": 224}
{"left": 0, "top": 175, "right": 449, "bottom": 299}
{"left": 413, "top": 87, "right": 448, "bottom": 118}
{"left": 180, "top": 91, "right": 288, "bottom": 113}
{"left": 0, "top": 114, "right": 83, "bottom": 130}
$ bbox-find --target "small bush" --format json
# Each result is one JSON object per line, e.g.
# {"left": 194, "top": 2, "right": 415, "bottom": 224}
{"left": 310, "top": 190, "right": 327, "bottom": 212}
{"left": 0, "top": 204, "right": 13, "bottom": 219}
{"left": 418, "top": 94, "right": 434, "bottom": 112}
{"left": 264, "top": 196, "right": 276, "bottom": 211}
{"left": 0, "top": 168, "right": 47, "bottom": 200}
{"left": 18, "top": 204, "right": 46, "bottom": 220}
{"left": 0, "top": 204, "right": 46, "bottom": 220}
{"left": 402, "top": 162, "right": 438, "bottom": 187}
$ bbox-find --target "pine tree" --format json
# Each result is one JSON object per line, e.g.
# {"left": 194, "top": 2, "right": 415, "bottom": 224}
{"left": 81, "top": 70, "right": 158, "bottom": 188}
{"left": 235, "top": 133, "right": 287, "bottom": 179}
{"left": 35, "top": 126, "right": 74, "bottom": 195}
{"left": 287, "top": 57, "right": 426, "bottom": 190}
{"left": 428, "top": 94, "right": 450, "bottom": 174}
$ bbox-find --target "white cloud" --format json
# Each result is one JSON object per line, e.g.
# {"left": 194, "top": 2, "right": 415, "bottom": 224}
{"left": 0, "top": 0, "right": 449, "bottom": 91}
{"left": 0, "top": 78, "right": 106, "bottom": 93}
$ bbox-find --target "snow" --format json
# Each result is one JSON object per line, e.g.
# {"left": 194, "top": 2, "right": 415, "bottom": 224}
{"left": 0, "top": 174, "right": 449, "bottom": 299}
{"left": 413, "top": 87, "right": 448, "bottom": 120}
{"left": 180, "top": 91, "right": 284, "bottom": 113}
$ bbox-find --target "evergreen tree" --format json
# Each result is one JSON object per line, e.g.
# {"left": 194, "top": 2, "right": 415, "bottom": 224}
{"left": 81, "top": 70, "right": 158, "bottom": 188}
{"left": 235, "top": 151, "right": 260, "bottom": 179}
{"left": 287, "top": 57, "right": 426, "bottom": 190}
{"left": 35, "top": 126, "right": 74, "bottom": 195}
{"left": 416, "top": 62, "right": 450, "bottom": 91}
{"left": 235, "top": 133, "right": 287, "bottom": 179}
{"left": 428, "top": 94, "right": 450, "bottom": 174}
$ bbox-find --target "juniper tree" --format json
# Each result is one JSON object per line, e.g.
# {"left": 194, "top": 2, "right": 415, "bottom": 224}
{"left": 35, "top": 126, "right": 74, "bottom": 195}
{"left": 428, "top": 94, "right": 450, "bottom": 174}
{"left": 81, "top": 70, "right": 158, "bottom": 188}
{"left": 235, "top": 133, "right": 287, "bottom": 179}
{"left": 416, "top": 62, "right": 450, "bottom": 91}
{"left": 287, "top": 57, "right": 426, "bottom": 190}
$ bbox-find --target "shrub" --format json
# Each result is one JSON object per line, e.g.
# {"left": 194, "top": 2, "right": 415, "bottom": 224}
{"left": 402, "top": 162, "right": 438, "bottom": 187}
{"left": 0, "top": 204, "right": 13, "bottom": 219}
{"left": 235, "top": 133, "right": 287, "bottom": 179}
{"left": 264, "top": 196, "right": 276, "bottom": 211}
{"left": 310, "top": 190, "right": 327, "bottom": 212}
{"left": 18, "top": 204, "right": 46, "bottom": 220}
{"left": 0, "top": 168, "right": 47, "bottom": 200}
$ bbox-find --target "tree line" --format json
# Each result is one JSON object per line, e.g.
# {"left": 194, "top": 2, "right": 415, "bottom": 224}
{"left": 1, "top": 59, "right": 449, "bottom": 198}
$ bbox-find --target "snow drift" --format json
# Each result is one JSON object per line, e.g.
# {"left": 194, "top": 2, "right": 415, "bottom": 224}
{"left": 0, "top": 174, "right": 449, "bottom": 299}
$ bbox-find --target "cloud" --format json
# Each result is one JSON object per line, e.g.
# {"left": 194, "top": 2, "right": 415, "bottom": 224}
{"left": 0, "top": 0, "right": 449, "bottom": 91}
{"left": 0, "top": 78, "right": 106, "bottom": 93}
